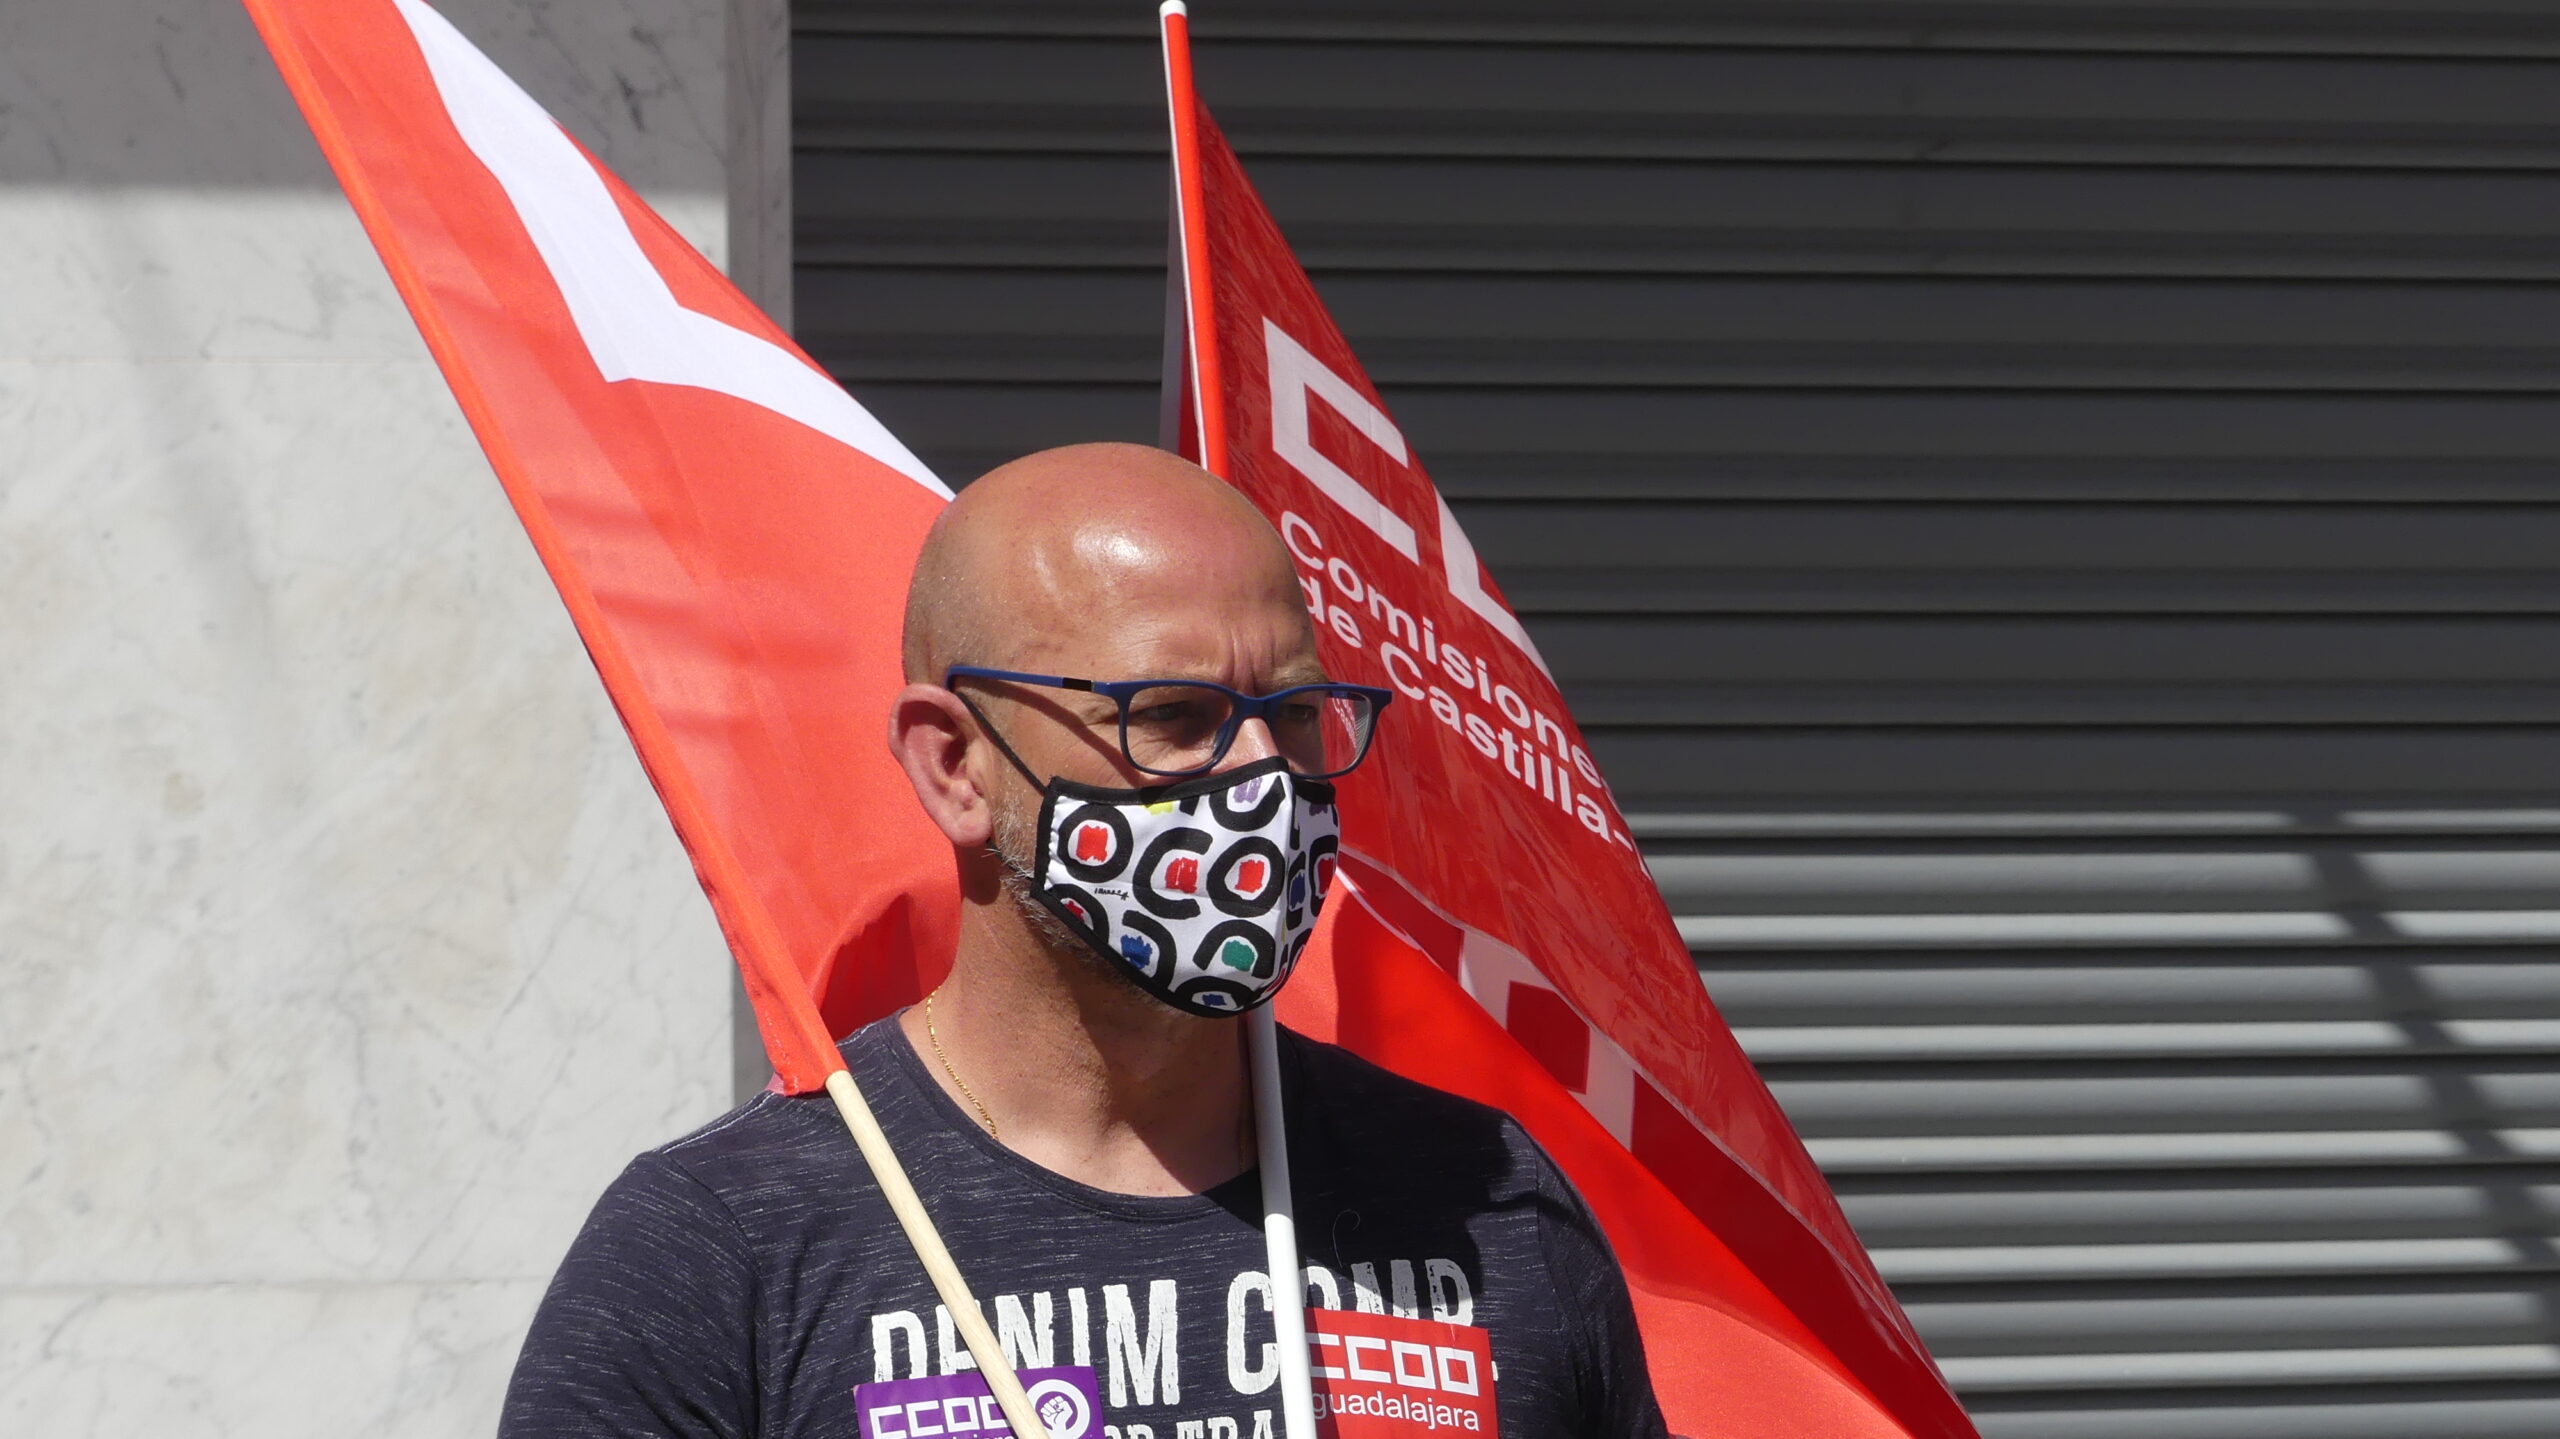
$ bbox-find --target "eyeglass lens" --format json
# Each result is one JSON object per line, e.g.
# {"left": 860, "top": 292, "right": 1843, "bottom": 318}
{"left": 1120, "top": 683, "right": 1377, "bottom": 777}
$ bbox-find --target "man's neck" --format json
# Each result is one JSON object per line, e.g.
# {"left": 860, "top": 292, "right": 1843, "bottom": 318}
{"left": 897, "top": 905, "right": 1254, "bottom": 1198}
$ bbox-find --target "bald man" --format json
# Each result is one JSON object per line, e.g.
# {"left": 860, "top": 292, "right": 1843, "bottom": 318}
{"left": 502, "top": 445, "right": 1667, "bottom": 1439}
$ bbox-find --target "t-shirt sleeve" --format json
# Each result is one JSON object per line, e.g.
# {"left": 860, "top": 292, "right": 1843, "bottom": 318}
{"left": 1530, "top": 1142, "right": 1671, "bottom": 1439}
{"left": 500, "top": 1152, "right": 760, "bottom": 1439}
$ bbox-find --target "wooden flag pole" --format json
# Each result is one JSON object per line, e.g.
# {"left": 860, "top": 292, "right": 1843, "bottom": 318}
{"left": 824, "top": 1068, "right": 1048, "bottom": 1439}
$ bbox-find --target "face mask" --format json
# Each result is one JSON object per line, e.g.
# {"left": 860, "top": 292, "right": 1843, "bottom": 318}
{"left": 1014, "top": 757, "right": 1339, "bottom": 1017}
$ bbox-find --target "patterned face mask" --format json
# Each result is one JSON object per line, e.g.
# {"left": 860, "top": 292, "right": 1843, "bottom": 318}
{"left": 1021, "top": 757, "right": 1339, "bottom": 1017}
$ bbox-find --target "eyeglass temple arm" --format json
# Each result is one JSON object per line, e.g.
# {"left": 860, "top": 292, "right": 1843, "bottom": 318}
{"left": 941, "top": 665, "right": 1094, "bottom": 692}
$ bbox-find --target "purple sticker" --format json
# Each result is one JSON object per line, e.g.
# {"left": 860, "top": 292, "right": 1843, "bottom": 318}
{"left": 853, "top": 1365, "right": 1102, "bottom": 1439}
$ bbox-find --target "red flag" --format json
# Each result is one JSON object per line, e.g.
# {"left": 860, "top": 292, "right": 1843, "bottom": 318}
{"left": 1159, "top": 8, "right": 1972, "bottom": 1436}
{"left": 241, "top": 0, "right": 960, "bottom": 1093}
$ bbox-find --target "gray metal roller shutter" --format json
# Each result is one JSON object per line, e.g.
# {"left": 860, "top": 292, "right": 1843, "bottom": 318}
{"left": 792, "top": 4, "right": 2560, "bottom": 1434}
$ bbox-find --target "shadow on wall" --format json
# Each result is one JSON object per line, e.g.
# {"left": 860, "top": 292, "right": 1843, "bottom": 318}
{"left": 0, "top": 0, "right": 727, "bottom": 191}
{"left": 1658, "top": 800, "right": 2560, "bottom": 1421}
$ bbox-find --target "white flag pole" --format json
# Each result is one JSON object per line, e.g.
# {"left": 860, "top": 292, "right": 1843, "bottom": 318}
{"left": 1248, "top": 1006, "right": 1322, "bottom": 1439}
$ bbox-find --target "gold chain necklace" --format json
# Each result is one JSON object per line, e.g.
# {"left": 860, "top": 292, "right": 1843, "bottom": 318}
{"left": 923, "top": 988, "right": 999, "bottom": 1141}
{"left": 926, "top": 989, "right": 1260, "bottom": 1173}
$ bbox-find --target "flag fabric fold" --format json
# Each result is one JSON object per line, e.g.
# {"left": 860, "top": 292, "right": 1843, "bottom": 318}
{"left": 248, "top": 0, "right": 1972, "bottom": 1431}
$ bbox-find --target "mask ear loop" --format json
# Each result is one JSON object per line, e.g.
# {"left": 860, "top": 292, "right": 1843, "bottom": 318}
{"left": 950, "top": 688, "right": 1051, "bottom": 794}
{"left": 948, "top": 690, "right": 1055, "bottom": 892}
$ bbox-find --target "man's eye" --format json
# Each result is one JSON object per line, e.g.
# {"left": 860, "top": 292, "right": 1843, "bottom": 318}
{"left": 1272, "top": 701, "right": 1322, "bottom": 729}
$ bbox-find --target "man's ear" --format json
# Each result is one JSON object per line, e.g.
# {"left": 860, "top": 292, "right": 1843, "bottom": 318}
{"left": 888, "top": 683, "right": 992, "bottom": 848}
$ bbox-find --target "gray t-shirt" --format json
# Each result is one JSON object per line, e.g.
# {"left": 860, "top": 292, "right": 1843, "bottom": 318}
{"left": 501, "top": 1017, "right": 1667, "bottom": 1439}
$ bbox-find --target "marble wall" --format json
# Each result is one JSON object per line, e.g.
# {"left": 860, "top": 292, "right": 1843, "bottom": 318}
{"left": 0, "top": 2, "right": 772, "bottom": 1432}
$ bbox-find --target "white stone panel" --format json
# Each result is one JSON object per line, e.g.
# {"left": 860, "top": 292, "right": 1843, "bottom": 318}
{"left": 1, "top": 0, "right": 755, "bottom": 1433}
{"left": 0, "top": 1279, "right": 547, "bottom": 1437}
{"left": 0, "top": 353, "right": 731, "bottom": 1286}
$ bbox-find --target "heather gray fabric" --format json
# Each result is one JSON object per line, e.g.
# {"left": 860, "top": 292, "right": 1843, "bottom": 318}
{"left": 500, "top": 1018, "right": 1667, "bottom": 1439}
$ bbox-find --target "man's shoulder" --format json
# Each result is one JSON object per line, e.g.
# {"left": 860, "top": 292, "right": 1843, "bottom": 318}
{"left": 641, "top": 1021, "right": 912, "bottom": 1175}
{"left": 631, "top": 1084, "right": 851, "bottom": 1206}
{"left": 653, "top": 1087, "right": 818, "bottom": 1156}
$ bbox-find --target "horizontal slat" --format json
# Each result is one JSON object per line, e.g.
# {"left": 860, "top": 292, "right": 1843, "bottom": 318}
{"left": 1555, "top": 622, "right": 2560, "bottom": 691}
{"left": 795, "top": 34, "right": 2560, "bottom": 167}
{"left": 797, "top": 151, "right": 2560, "bottom": 282}
{"left": 1651, "top": 847, "right": 2560, "bottom": 914}
{"left": 1464, "top": 503, "right": 2560, "bottom": 615}
{"left": 1515, "top": 572, "right": 2560, "bottom": 617}
{"left": 2401, "top": 913, "right": 2560, "bottom": 940}
{"left": 1808, "top": 1128, "right": 2560, "bottom": 1173}
{"left": 1652, "top": 837, "right": 2560, "bottom": 947}
{"left": 1540, "top": 620, "right": 2560, "bottom": 725}
{"left": 1839, "top": 1178, "right": 2560, "bottom": 1247}
{"left": 1771, "top": 1069, "right": 2560, "bottom": 1138}
{"left": 1973, "top": 1395, "right": 2560, "bottom": 1439}
{"left": 800, "top": 267, "right": 2560, "bottom": 392}
{"left": 1684, "top": 913, "right": 2560, "bottom": 947}
{"left": 834, "top": 380, "right": 2560, "bottom": 505}
{"left": 1585, "top": 727, "right": 2560, "bottom": 811}
{"left": 1240, "top": 386, "right": 2560, "bottom": 466}
{"left": 1945, "top": 1342, "right": 2560, "bottom": 1390}
{"left": 801, "top": 3, "right": 2560, "bottom": 61}
{"left": 1688, "top": 913, "right": 2358, "bottom": 947}
{"left": 1739, "top": 1021, "right": 2560, "bottom": 1063}
{"left": 1638, "top": 809, "right": 2560, "bottom": 838}
{"left": 1579, "top": 686, "right": 2560, "bottom": 727}
{"left": 1705, "top": 955, "right": 2560, "bottom": 1025}
{"left": 1907, "top": 1288, "right": 2560, "bottom": 1358}
{"left": 1877, "top": 1238, "right": 2549, "bottom": 1282}
{"left": 798, "top": 151, "right": 2560, "bottom": 282}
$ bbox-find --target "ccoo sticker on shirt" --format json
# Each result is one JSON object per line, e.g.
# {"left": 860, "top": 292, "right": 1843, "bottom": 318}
{"left": 853, "top": 1365, "right": 1102, "bottom": 1439}
{"left": 1309, "top": 1310, "right": 1496, "bottom": 1437}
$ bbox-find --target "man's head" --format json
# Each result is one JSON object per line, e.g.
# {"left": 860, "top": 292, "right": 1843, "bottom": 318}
{"left": 889, "top": 443, "right": 1326, "bottom": 974}
{"left": 900, "top": 442, "right": 1315, "bottom": 703}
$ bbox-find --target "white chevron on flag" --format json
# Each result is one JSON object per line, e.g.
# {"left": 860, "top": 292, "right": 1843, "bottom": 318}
{"left": 392, "top": 0, "right": 945, "bottom": 497}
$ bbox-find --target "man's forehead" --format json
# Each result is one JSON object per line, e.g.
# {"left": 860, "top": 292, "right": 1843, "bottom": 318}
{"left": 992, "top": 478, "right": 1295, "bottom": 614}
{"left": 907, "top": 442, "right": 1309, "bottom": 682}
{"left": 1002, "top": 567, "right": 1317, "bottom": 681}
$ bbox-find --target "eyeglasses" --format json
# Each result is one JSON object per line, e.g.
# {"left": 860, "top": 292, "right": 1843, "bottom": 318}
{"left": 944, "top": 666, "right": 1395, "bottom": 781}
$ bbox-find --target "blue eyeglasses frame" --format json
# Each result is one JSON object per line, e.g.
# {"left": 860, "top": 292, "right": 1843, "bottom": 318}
{"left": 942, "top": 665, "right": 1395, "bottom": 780}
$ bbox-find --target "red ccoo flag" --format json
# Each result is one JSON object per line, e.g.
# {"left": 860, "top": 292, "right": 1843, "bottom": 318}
{"left": 1159, "top": 7, "right": 1973, "bottom": 1436}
